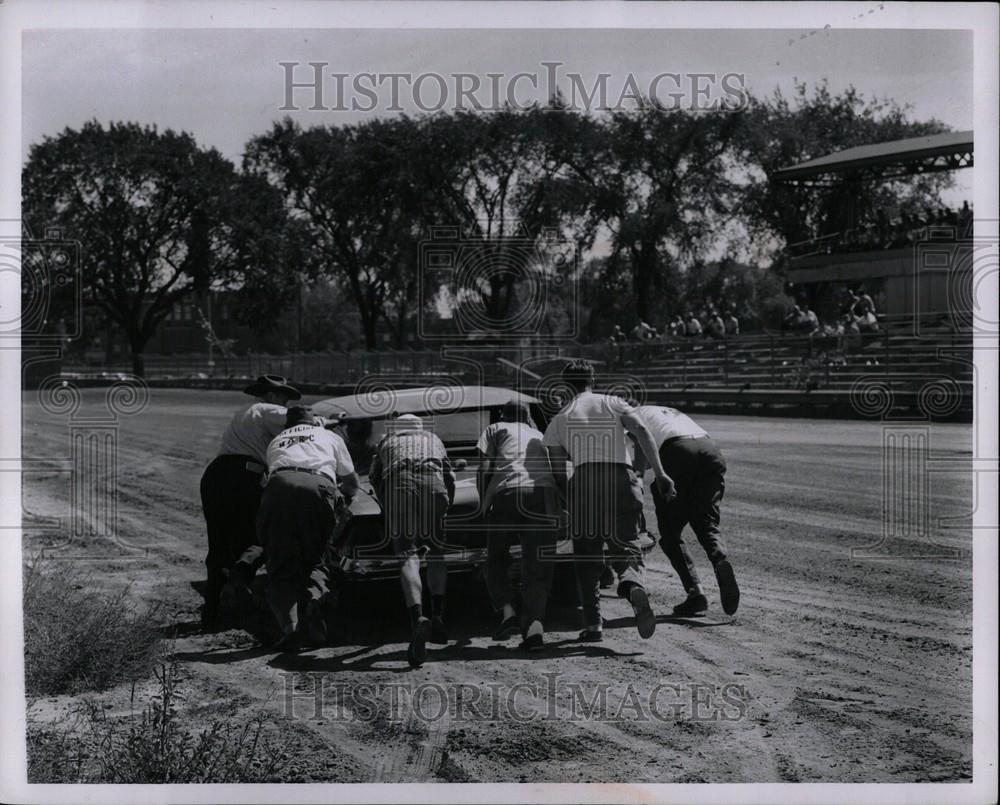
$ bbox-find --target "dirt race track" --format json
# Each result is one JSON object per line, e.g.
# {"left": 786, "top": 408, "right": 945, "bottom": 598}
{"left": 21, "top": 388, "right": 974, "bottom": 784}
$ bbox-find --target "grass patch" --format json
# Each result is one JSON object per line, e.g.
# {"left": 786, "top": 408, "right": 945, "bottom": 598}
{"left": 28, "top": 664, "right": 287, "bottom": 783}
{"left": 23, "top": 558, "right": 162, "bottom": 696}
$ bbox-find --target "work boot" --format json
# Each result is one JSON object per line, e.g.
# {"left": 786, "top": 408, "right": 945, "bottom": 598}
{"left": 629, "top": 586, "right": 656, "bottom": 639}
{"left": 520, "top": 620, "right": 545, "bottom": 652}
{"left": 304, "top": 599, "right": 328, "bottom": 646}
{"left": 492, "top": 612, "right": 520, "bottom": 641}
{"left": 713, "top": 558, "right": 740, "bottom": 615}
{"left": 272, "top": 629, "right": 306, "bottom": 653}
{"left": 671, "top": 592, "right": 709, "bottom": 617}
{"left": 430, "top": 615, "right": 449, "bottom": 645}
{"left": 408, "top": 616, "right": 431, "bottom": 668}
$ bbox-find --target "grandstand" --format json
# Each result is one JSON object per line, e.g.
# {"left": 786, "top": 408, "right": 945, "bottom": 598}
{"left": 585, "top": 132, "right": 975, "bottom": 420}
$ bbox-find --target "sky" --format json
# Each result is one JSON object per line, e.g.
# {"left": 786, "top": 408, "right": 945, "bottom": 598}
{"left": 22, "top": 27, "right": 974, "bottom": 201}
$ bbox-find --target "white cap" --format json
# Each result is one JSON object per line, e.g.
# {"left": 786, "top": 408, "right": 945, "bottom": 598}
{"left": 391, "top": 413, "right": 423, "bottom": 432}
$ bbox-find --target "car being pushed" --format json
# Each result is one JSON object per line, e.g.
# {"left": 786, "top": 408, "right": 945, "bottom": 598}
{"left": 311, "top": 385, "right": 573, "bottom": 585}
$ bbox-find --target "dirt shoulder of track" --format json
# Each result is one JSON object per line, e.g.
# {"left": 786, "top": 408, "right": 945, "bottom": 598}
{"left": 21, "top": 389, "right": 974, "bottom": 783}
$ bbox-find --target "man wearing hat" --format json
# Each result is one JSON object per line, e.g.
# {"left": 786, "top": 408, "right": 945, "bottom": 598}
{"left": 258, "top": 405, "right": 359, "bottom": 650}
{"left": 198, "top": 374, "right": 300, "bottom": 627}
{"left": 368, "top": 414, "right": 456, "bottom": 668}
{"left": 477, "top": 400, "right": 559, "bottom": 652}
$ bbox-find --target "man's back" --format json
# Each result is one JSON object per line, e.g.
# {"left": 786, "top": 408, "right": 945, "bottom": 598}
{"left": 635, "top": 405, "right": 708, "bottom": 448}
{"left": 219, "top": 402, "right": 288, "bottom": 463}
{"left": 376, "top": 430, "right": 448, "bottom": 472}
{"left": 266, "top": 424, "right": 354, "bottom": 481}
{"left": 477, "top": 421, "right": 553, "bottom": 507}
{"left": 543, "top": 391, "right": 633, "bottom": 467}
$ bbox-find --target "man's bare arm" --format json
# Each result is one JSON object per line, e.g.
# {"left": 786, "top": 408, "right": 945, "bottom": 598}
{"left": 338, "top": 471, "right": 360, "bottom": 497}
{"left": 546, "top": 445, "right": 570, "bottom": 501}
{"left": 476, "top": 450, "right": 492, "bottom": 508}
{"left": 621, "top": 410, "right": 676, "bottom": 498}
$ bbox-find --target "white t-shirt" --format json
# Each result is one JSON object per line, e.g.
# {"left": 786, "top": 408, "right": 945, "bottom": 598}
{"left": 476, "top": 421, "right": 554, "bottom": 508}
{"left": 542, "top": 391, "right": 635, "bottom": 467}
{"left": 634, "top": 405, "right": 708, "bottom": 448}
{"left": 266, "top": 425, "right": 355, "bottom": 482}
{"left": 218, "top": 402, "right": 289, "bottom": 463}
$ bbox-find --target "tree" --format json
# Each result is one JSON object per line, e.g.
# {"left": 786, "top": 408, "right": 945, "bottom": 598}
{"left": 738, "top": 81, "right": 953, "bottom": 258}
{"left": 246, "top": 117, "right": 430, "bottom": 350}
{"left": 22, "top": 121, "right": 286, "bottom": 375}
{"left": 413, "top": 104, "right": 599, "bottom": 331}
{"left": 566, "top": 105, "right": 747, "bottom": 323}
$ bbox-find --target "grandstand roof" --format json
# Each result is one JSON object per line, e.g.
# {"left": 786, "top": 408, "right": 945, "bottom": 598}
{"left": 774, "top": 130, "right": 973, "bottom": 185}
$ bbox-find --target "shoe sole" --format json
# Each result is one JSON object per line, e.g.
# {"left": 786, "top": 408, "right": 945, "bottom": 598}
{"left": 714, "top": 559, "right": 740, "bottom": 615}
{"left": 631, "top": 587, "right": 656, "bottom": 639}
{"left": 408, "top": 618, "right": 431, "bottom": 668}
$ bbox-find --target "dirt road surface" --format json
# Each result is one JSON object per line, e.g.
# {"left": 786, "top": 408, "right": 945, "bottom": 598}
{"left": 21, "top": 388, "right": 973, "bottom": 783}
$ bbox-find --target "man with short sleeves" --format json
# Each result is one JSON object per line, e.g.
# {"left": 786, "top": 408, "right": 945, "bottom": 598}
{"left": 543, "top": 360, "right": 677, "bottom": 642}
{"left": 199, "top": 374, "right": 300, "bottom": 627}
{"left": 477, "top": 401, "right": 559, "bottom": 651}
{"left": 257, "top": 406, "right": 359, "bottom": 650}
{"left": 724, "top": 309, "right": 740, "bottom": 337}
{"left": 633, "top": 404, "right": 740, "bottom": 617}
{"left": 685, "top": 314, "right": 703, "bottom": 338}
{"left": 369, "top": 415, "right": 456, "bottom": 668}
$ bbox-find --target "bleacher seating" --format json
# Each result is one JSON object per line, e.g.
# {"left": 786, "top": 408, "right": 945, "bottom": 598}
{"left": 585, "top": 315, "right": 972, "bottom": 419}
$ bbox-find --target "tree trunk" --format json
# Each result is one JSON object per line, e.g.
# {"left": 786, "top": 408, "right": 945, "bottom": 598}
{"left": 632, "top": 248, "right": 655, "bottom": 322}
{"left": 130, "top": 349, "right": 146, "bottom": 377}
{"left": 362, "top": 313, "right": 377, "bottom": 351}
{"left": 126, "top": 328, "right": 148, "bottom": 377}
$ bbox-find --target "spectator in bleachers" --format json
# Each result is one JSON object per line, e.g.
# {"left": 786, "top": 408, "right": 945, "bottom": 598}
{"left": 685, "top": 312, "right": 702, "bottom": 338}
{"left": 838, "top": 313, "right": 862, "bottom": 352}
{"left": 801, "top": 305, "right": 820, "bottom": 335}
{"left": 631, "top": 320, "right": 656, "bottom": 342}
{"left": 850, "top": 288, "right": 878, "bottom": 333}
{"left": 706, "top": 310, "right": 726, "bottom": 340}
{"left": 724, "top": 308, "right": 740, "bottom": 337}
{"left": 668, "top": 315, "right": 686, "bottom": 338}
{"left": 782, "top": 305, "right": 803, "bottom": 333}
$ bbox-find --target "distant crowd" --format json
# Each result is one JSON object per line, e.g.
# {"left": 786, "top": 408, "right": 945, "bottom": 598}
{"left": 793, "top": 202, "right": 973, "bottom": 257}
{"left": 781, "top": 288, "right": 879, "bottom": 343}
{"left": 608, "top": 305, "right": 741, "bottom": 347}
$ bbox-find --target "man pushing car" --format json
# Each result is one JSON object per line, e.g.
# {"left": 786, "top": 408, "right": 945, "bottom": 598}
{"left": 369, "top": 414, "right": 456, "bottom": 668}
{"left": 199, "top": 374, "right": 300, "bottom": 627}
{"left": 257, "top": 405, "right": 359, "bottom": 651}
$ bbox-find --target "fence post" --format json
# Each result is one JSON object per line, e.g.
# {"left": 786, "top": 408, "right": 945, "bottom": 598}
{"left": 884, "top": 330, "right": 891, "bottom": 382}
{"left": 770, "top": 336, "right": 776, "bottom": 387}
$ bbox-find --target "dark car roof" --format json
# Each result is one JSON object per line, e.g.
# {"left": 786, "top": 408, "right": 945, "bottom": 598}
{"left": 313, "top": 385, "right": 540, "bottom": 420}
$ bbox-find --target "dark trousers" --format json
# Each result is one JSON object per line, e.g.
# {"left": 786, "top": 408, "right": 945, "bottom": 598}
{"left": 256, "top": 471, "right": 343, "bottom": 635}
{"left": 199, "top": 454, "right": 266, "bottom": 612}
{"left": 485, "top": 487, "right": 558, "bottom": 630}
{"left": 568, "top": 463, "right": 646, "bottom": 628}
{"left": 652, "top": 437, "right": 727, "bottom": 592}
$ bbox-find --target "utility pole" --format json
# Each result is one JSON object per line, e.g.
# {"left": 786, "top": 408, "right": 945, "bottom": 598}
{"left": 206, "top": 292, "right": 214, "bottom": 370}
